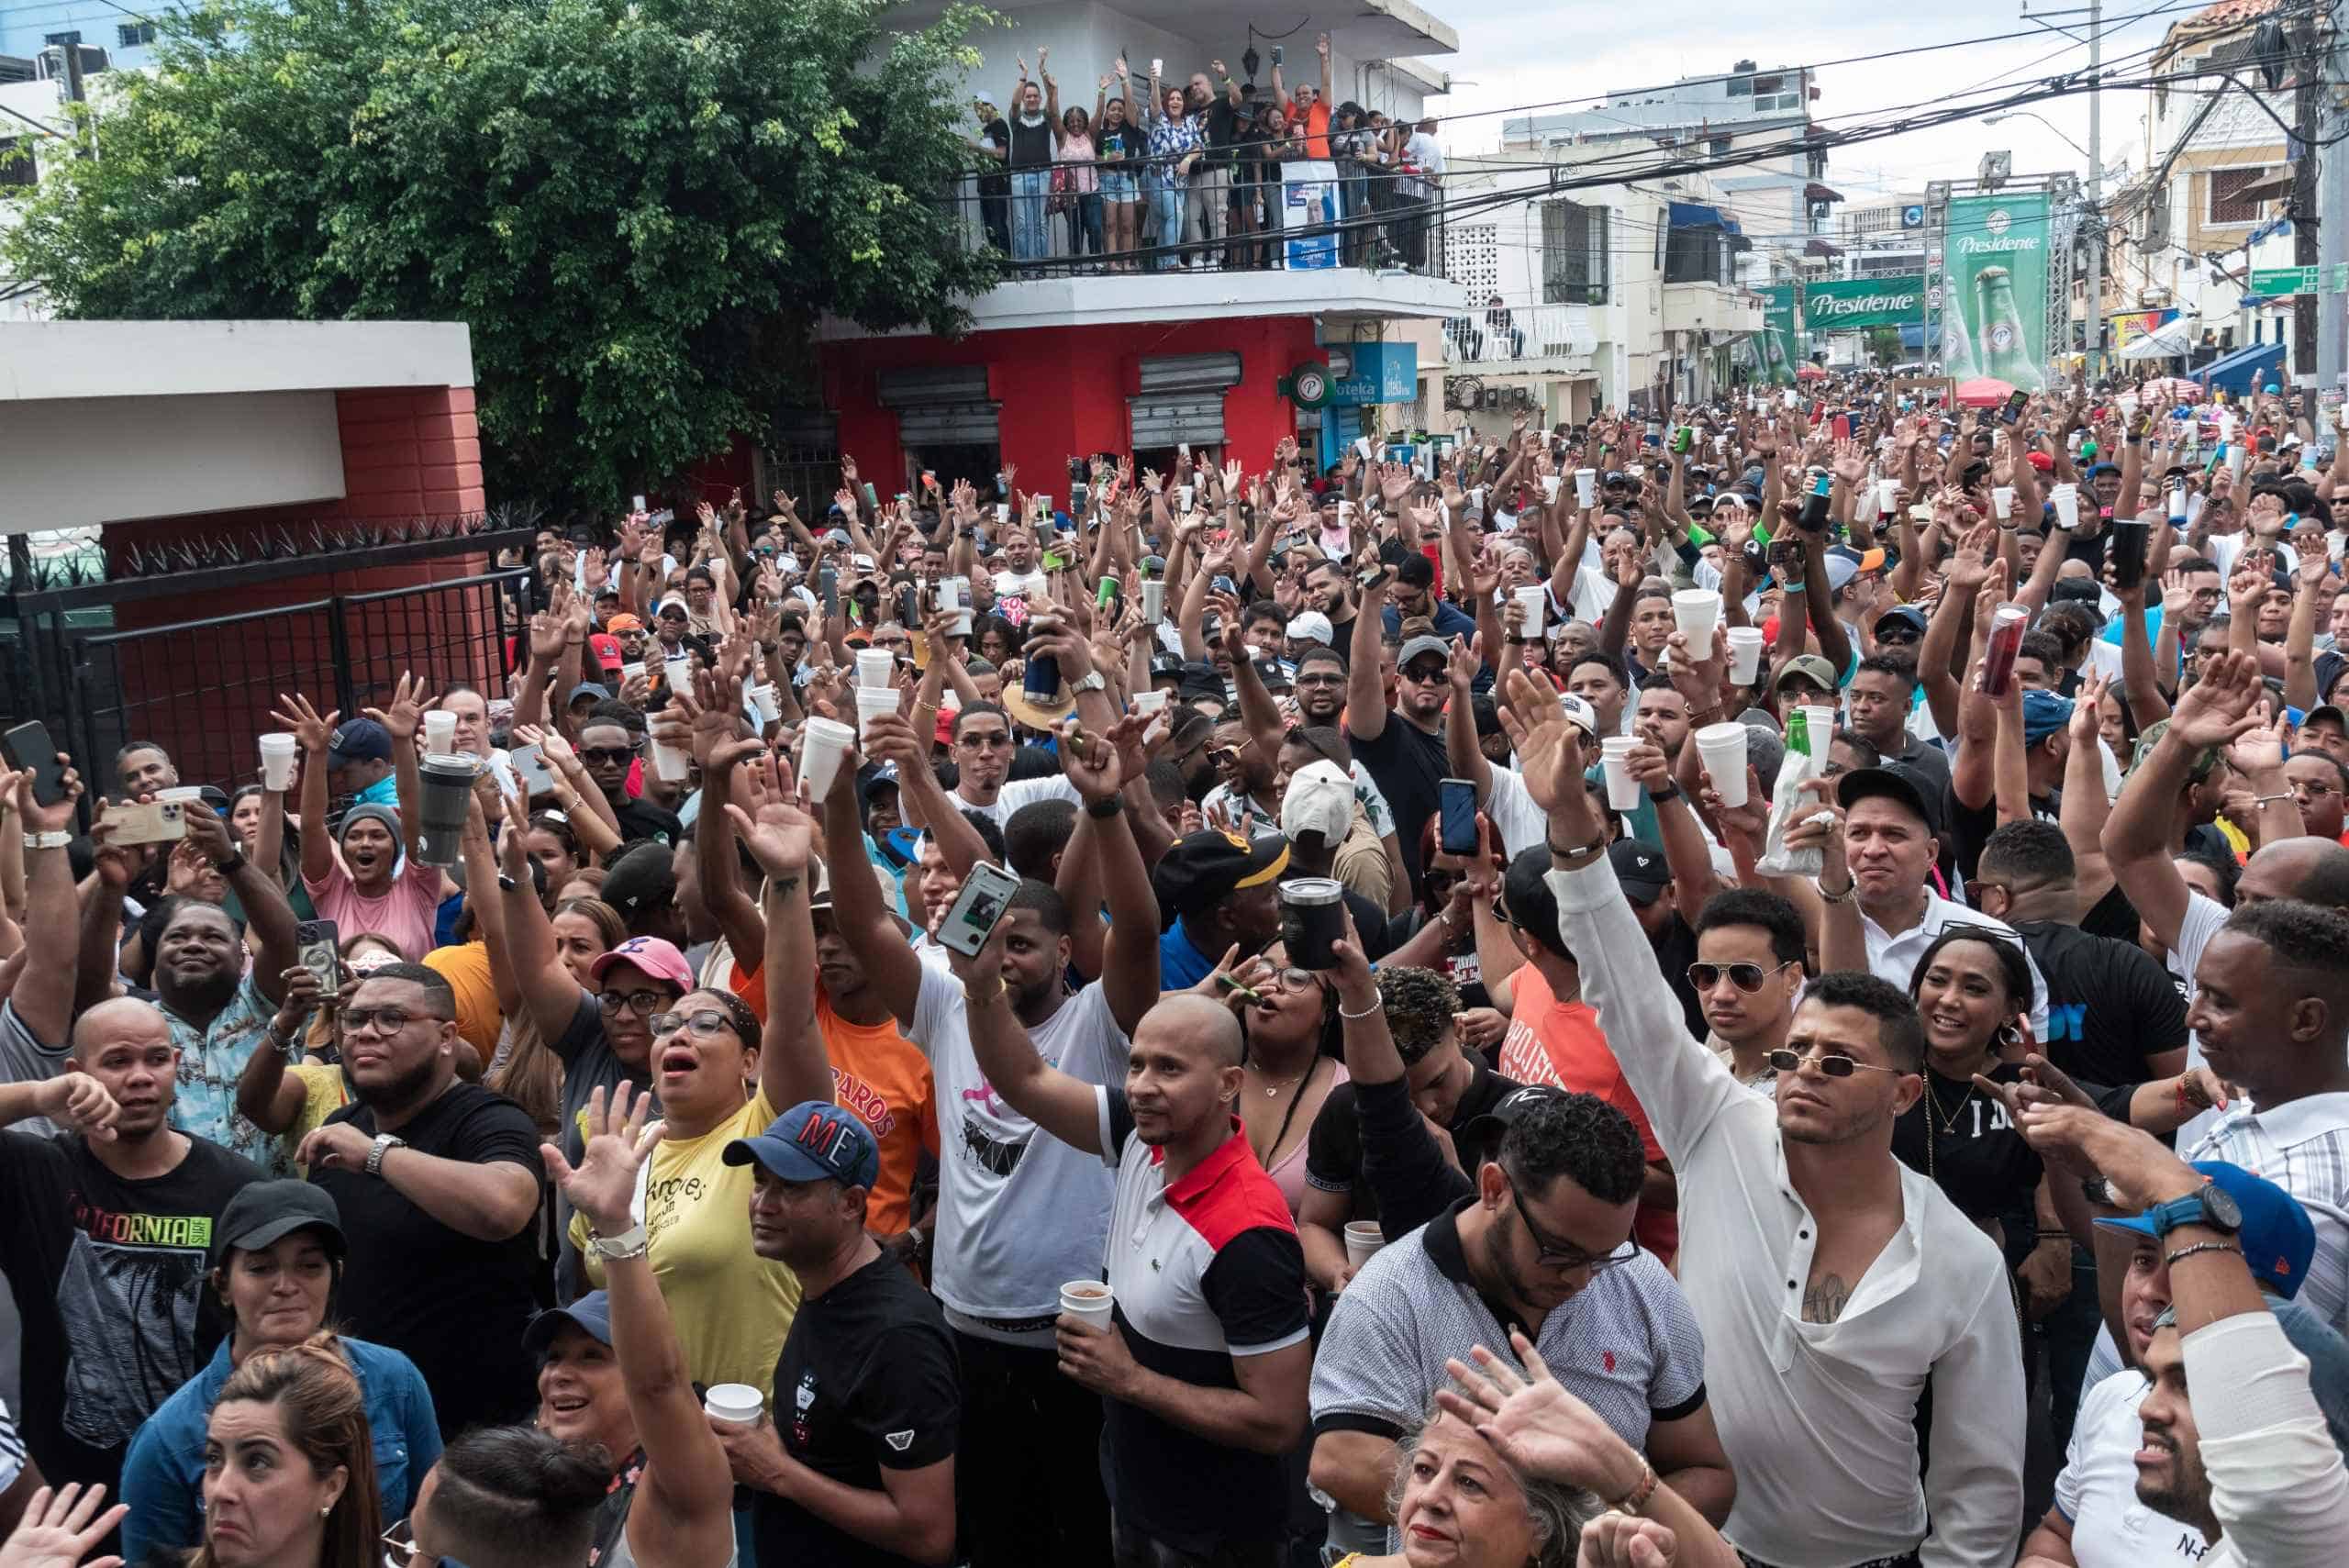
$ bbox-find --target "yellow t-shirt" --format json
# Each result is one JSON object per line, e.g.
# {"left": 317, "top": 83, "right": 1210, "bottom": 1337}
{"left": 571, "top": 1087, "right": 802, "bottom": 1400}
{"left": 283, "top": 1064, "right": 351, "bottom": 1173}
{"left": 423, "top": 940, "right": 504, "bottom": 1074}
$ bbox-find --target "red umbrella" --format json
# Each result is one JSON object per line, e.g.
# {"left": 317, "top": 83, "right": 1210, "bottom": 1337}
{"left": 1795, "top": 364, "right": 1829, "bottom": 381}
{"left": 1955, "top": 376, "right": 2016, "bottom": 408}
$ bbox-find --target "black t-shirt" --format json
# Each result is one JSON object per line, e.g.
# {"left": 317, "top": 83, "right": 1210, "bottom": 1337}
{"left": 2076, "top": 880, "right": 2144, "bottom": 946}
{"left": 1202, "top": 98, "right": 1241, "bottom": 164}
{"left": 977, "top": 117, "right": 1010, "bottom": 194}
{"left": 2015, "top": 919, "right": 2190, "bottom": 1087}
{"left": 0, "top": 1131, "right": 260, "bottom": 1490}
{"left": 311, "top": 1082, "right": 544, "bottom": 1438}
{"left": 1305, "top": 1058, "right": 1517, "bottom": 1225}
{"left": 1351, "top": 716, "right": 1446, "bottom": 897}
{"left": 755, "top": 1252, "right": 960, "bottom": 1568}
{"left": 1891, "top": 1062, "right": 2043, "bottom": 1257}
{"left": 1097, "top": 122, "right": 1141, "bottom": 167}
{"left": 610, "top": 796, "right": 683, "bottom": 851}
{"left": 1006, "top": 112, "right": 1054, "bottom": 170}
{"left": 1648, "top": 913, "right": 1706, "bottom": 1043}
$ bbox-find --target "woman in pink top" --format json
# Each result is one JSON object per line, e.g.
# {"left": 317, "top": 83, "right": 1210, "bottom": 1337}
{"left": 1222, "top": 944, "right": 1348, "bottom": 1216}
{"left": 281, "top": 679, "right": 451, "bottom": 961}
{"left": 1057, "top": 102, "right": 1102, "bottom": 262}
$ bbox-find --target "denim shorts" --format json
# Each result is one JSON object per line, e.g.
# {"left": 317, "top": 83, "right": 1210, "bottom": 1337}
{"left": 1101, "top": 170, "right": 1139, "bottom": 201}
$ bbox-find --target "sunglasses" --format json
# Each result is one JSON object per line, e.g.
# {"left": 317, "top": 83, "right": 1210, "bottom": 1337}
{"left": 958, "top": 732, "right": 1014, "bottom": 750}
{"left": 580, "top": 745, "right": 638, "bottom": 766}
{"left": 1765, "top": 1046, "right": 1909, "bottom": 1078}
{"left": 1687, "top": 959, "right": 1796, "bottom": 994}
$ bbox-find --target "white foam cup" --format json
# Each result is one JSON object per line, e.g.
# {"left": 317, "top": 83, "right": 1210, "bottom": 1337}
{"left": 421, "top": 712, "right": 459, "bottom": 753}
{"left": 2050, "top": 484, "right": 2079, "bottom": 530}
{"left": 747, "top": 685, "right": 779, "bottom": 727}
{"left": 1671, "top": 589, "right": 1721, "bottom": 645}
{"left": 1343, "top": 1221, "right": 1384, "bottom": 1271}
{"left": 1695, "top": 722, "right": 1751, "bottom": 806}
{"left": 855, "top": 687, "right": 898, "bottom": 740}
{"left": 258, "top": 734, "right": 298, "bottom": 791}
{"left": 1800, "top": 705, "right": 1839, "bottom": 749}
{"left": 1514, "top": 584, "right": 1547, "bottom": 639}
{"left": 1993, "top": 486, "right": 2015, "bottom": 520}
{"left": 1877, "top": 478, "right": 1899, "bottom": 515}
{"left": 155, "top": 786, "right": 204, "bottom": 803}
{"left": 1599, "top": 736, "right": 1641, "bottom": 809}
{"left": 855, "top": 649, "right": 894, "bottom": 689}
{"left": 1574, "top": 469, "right": 1598, "bottom": 508}
{"left": 704, "top": 1384, "right": 763, "bottom": 1427}
{"left": 1726, "top": 626, "right": 1765, "bottom": 685}
{"left": 650, "top": 738, "right": 691, "bottom": 783}
{"left": 800, "top": 717, "right": 855, "bottom": 798}
{"left": 1059, "top": 1280, "right": 1115, "bottom": 1333}
{"left": 1133, "top": 688, "right": 1169, "bottom": 716}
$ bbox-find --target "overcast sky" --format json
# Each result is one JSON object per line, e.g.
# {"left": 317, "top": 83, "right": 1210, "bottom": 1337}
{"left": 1436, "top": 0, "right": 2195, "bottom": 196}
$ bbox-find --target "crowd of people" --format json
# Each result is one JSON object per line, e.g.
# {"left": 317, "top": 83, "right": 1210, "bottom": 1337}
{"left": 967, "top": 34, "right": 1444, "bottom": 273}
{"left": 1, "top": 378, "right": 2348, "bottom": 1568}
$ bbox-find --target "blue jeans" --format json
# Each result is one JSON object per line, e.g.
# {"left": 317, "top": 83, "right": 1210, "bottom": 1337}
{"left": 1151, "top": 175, "right": 1186, "bottom": 270}
{"left": 1069, "top": 191, "right": 1104, "bottom": 256}
{"left": 1010, "top": 168, "right": 1051, "bottom": 262}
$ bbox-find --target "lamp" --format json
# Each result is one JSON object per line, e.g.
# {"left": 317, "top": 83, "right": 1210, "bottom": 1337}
{"left": 1242, "top": 44, "right": 1260, "bottom": 81}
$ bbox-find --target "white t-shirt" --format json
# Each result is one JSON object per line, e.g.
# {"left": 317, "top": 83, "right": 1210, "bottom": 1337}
{"left": 908, "top": 965, "right": 1131, "bottom": 1336}
{"left": 1402, "top": 132, "right": 1443, "bottom": 198}
{"left": 950, "top": 773, "right": 1079, "bottom": 830}
{"left": 993, "top": 568, "right": 1052, "bottom": 601}
{"left": 2054, "top": 1369, "right": 2205, "bottom": 1568}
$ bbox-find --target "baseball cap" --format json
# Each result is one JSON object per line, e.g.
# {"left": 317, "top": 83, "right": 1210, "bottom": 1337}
{"left": 2096, "top": 1161, "right": 2316, "bottom": 1300}
{"left": 598, "top": 844, "right": 679, "bottom": 922}
{"left": 211, "top": 1180, "right": 345, "bottom": 1269}
{"left": 588, "top": 933, "right": 693, "bottom": 991}
{"left": 2132, "top": 717, "right": 2222, "bottom": 783}
{"left": 2021, "top": 688, "right": 2075, "bottom": 749}
{"left": 724, "top": 1101, "right": 883, "bottom": 1190}
{"left": 587, "top": 632, "right": 624, "bottom": 672}
{"left": 1874, "top": 606, "right": 1928, "bottom": 639}
{"left": 1773, "top": 654, "right": 1838, "bottom": 693}
{"left": 1557, "top": 692, "right": 1599, "bottom": 737}
{"left": 606, "top": 613, "right": 645, "bottom": 634}
{"left": 2307, "top": 704, "right": 2349, "bottom": 733}
{"left": 1286, "top": 611, "right": 1335, "bottom": 646}
{"left": 1281, "top": 761, "right": 1355, "bottom": 845}
{"left": 1836, "top": 762, "right": 1943, "bottom": 837}
{"left": 566, "top": 680, "right": 611, "bottom": 706}
{"left": 1459, "top": 1084, "right": 1571, "bottom": 1151}
{"left": 1152, "top": 828, "right": 1291, "bottom": 925}
{"left": 1397, "top": 634, "right": 1453, "bottom": 673}
{"left": 1609, "top": 839, "right": 1669, "bottom": 905}
{"left": 524, "top": 1291, "right": 614, "bottom": 1361}
{"left": 326, "top": 718, "right": 392, "bottom": 769}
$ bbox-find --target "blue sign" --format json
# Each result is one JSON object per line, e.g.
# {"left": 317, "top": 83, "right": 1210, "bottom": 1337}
{"left": 1901, "top": 204, "right": 1924, "bottom": 228}
{"left": 1327, "top": 343, "right": 1419, "bottom": 407}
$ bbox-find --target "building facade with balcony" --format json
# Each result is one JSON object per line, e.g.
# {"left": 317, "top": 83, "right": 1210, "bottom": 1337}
{"left": 794, "top": 0, "right": 1464, "bottom": 491}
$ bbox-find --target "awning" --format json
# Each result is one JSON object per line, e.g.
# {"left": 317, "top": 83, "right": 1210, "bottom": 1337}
{"left": 2234, "top": 169, "right": 2295, "bottom": 206}
{"left": 2118, "top": 315, "right": 2197, "bottom": 361}
{"left": 1805, "top": 183, "right": 1844, "bottom": 203}
{"left": 1669, "top": 201, "right": 1729, "bottom": 230}
{"left": 2195, "top": 337, "right": 2287, "bottom": 396}
{"left": 1806, "top": 239, "right": 1842, "bottom": 258}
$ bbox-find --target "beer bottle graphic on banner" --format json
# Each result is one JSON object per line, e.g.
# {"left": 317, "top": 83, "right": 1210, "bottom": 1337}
{"left": 1940, "top": 284, "right": 1982, "bottom": 380}
{"left": 1975, "top": 266, "right": 2043, "bottom": 391}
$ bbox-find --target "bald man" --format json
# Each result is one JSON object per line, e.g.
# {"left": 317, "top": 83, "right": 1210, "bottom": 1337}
{"left": 0, "top": 996, "right": 261, "bottom": 1499}
{"left": 952, "top": 973, "right": 1313, "bottom": 1564}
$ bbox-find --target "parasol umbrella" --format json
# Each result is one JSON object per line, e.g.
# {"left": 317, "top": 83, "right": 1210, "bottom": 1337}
{"left": 1795, "top": 364, "right": 1829, "bottom": 381}
{"left": 1954, "top": 376, "right": 2015, "bottom": 408}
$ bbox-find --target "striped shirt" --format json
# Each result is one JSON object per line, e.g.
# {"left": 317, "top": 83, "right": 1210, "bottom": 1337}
{"left": 2188, "top": 1093, "right": 2349, "bottom": 1333}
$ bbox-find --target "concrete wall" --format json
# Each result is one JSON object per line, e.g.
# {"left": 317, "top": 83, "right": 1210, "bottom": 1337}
{"left": 3, "top": 389, "right": 344, "bottom": 530}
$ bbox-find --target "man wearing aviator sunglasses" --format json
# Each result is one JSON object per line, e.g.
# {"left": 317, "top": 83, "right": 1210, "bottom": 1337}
{"left": 1503, "top": 668, "right": 2026, "bottom": 1568}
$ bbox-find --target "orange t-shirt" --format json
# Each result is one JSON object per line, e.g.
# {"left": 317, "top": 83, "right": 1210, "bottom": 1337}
{"left": 1298, "top": 99, "right": 1331, "bottom": 160}
{"left": 1496, "top": 963, "right": 1679, "bottom": 1263}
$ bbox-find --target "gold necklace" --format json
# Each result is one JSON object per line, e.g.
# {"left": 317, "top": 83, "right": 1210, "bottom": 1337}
{"left": 1925, "top": 1062, "right": 1983, "bottom": 1138}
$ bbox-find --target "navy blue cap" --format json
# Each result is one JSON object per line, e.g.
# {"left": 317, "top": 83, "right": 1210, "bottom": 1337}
{"left": 724, "top": 1101, "right": 882, "bottom": 1189}
{"left": 2097, "top": 1161, "right": 2317, "bottom": 1300}
{"left": 326, "top": 717, "right": 392, "bottom": 767}
{"left": 524, "top": 1290, "right": 614, "bottom": 1361}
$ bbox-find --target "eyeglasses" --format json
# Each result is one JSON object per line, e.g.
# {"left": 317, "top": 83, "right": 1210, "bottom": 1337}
{"left": 383, "top": 1519, "right": 418, "bottom": 1566}
{"left": 580, "top": 745, "right": 638, "bottom": 766}
{"left": 1765, "top": 1046, "right": 1910, "bottom": 1079}
{"left": 341, "top": 1006, "right": 442, "bottom": 1035}
{"left": 1687, "top": 959, "right": 1797, "bottom": 994}
{"left": 596, "top": 988, "right": 669, "bottom": 1018}
{"left": 2292, "top": 778, "right": 2341, "bottom": 798}
{"left": 1296, "top": 673, "right": 1345, "bottom": 688}
{"left": 651, "top": 1009, "right": 737, "bottom": 1040}
{"left": 1507, "top": 1180, "right": 1642, "bottom": 1273}
{"left": 958, "top": 732, "right": 1014, "bottom": 751}
{"left": 1266, "top": 966, "right": 1321, "bottom": 995}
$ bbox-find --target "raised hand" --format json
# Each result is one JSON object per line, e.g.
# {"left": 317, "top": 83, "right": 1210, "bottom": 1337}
{"left": 724, "top": 773, "right": 818, "bottom": 881}
{"left": 2165, "top": 650, "right": 2266, "bottom": 751}
{"left": 13, "top": 761, "right": 83, "bottom": 838}
{"left": 540, "top": 1083, "right": 665, "bottom": 1239}
{"left": 1436, "top": 1329, "right": 1647, "bottom": 1498}
{"left": 271, "top": 693, "right": 340, "bottom": 755}
{"left": 362, "top": 670, "right": 428, "bottom": 744}
{"left": 0, "top": 1483, "right": 129, "bottom": 1568}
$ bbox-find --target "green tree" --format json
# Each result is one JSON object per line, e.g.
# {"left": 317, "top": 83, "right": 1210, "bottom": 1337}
{"left": 6, "top": 0, "right": 1001, "bottom": 509}
{"left": 1865, "top": 327, "right": 1904, "bottom": 367}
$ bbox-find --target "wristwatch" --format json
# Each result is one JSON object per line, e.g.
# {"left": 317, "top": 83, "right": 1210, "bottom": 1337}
{"left": 20, "top": 829, "right": 70, "bottom": 851}
{"left": 1072, "top": 671, "right": 1108, "bottom": 694}
{"left": 590, "top": 1223, "right": 651, "bottom": 1261}
{"left": 1085, "top": 795, "right": 1124, "bottom": 819}
{"left": 2144, "top": 1181, "right": 2242, "bottom": 1239}
{"left": 363, "top": 1133, "right": 406, "bottom": 1177}
{"left": 215, "top": 847, "right": 246, "bottom": 876}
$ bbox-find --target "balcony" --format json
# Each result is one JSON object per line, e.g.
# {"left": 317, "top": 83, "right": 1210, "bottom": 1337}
{"left": 1440, "top": 304, "right": 1598, "bottom": 370}
{"left": 1661, "top": 281, "right": 1764, "bottom": 337}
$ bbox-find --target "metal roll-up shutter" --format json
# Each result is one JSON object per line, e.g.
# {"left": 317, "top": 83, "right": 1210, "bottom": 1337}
{"left": 1129, "top": 351, "right": 1242, "bottom": 447}
{"left": 876, "top": 366, "right": 1000, "bottom": 445}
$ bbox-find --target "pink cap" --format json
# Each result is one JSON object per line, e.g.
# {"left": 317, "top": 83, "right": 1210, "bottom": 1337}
{"left": 589, "top": 936, "right": 694, "bottom": 991}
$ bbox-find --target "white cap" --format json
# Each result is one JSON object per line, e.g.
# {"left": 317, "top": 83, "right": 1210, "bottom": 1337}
{"left": 1558, "top": 692, "right": 1599, "bottom": 736}
{"left": 1286, "top": 611, "right": 1335, "bottom": 645}
{"left": 1281, "top": 761, "right": 1355, "bottom": 845}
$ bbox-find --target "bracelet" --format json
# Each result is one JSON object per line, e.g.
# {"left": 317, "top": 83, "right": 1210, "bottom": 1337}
{"left": 964, "top": 985, "right": 1006, "bottom": 1007}
{"left": 1819, "top": 881, "right": 1855, "bottom": 904}
{"left": 1338, "top": 995, "right": 1383, "bottom": 1020}
{"left": 1647, "top": 784, "right": 1681, "bottom": 804}
{"left": 2163, "top": 1240, "right": 2243, "bottom": 1268}
{"left": 20, "top": 830, "right": 69, "bottom": 851}
{"left": 2254, "top": 792, "right": 2294, "bottom": 806}
{"left": 1549, "top": 836, "right": 1606, "bottom": 861}
{"left": 1085, "top": 795, "right": 1123, "bottom": 819}
{"left": 1609, "top": 1461, "right": 1660, "bottom": 1517}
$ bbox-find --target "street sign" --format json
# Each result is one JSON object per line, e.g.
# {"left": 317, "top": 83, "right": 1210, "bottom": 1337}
{"left": 2246, "top": 264, "right": 2349, "bottom": 295}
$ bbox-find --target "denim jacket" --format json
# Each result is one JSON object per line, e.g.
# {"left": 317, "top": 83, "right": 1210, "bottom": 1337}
{"left": 119, "top": 1336, "right": 442, "bottom": 1563}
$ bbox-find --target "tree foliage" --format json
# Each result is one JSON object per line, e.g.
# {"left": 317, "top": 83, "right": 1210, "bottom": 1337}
{"left": 6, "top": 0, "right": 1001, "bottom": 508}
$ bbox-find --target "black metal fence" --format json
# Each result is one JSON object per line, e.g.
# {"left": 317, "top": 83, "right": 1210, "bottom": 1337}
{"left": 5, "top": 526, "right": 537, "bottom": 817}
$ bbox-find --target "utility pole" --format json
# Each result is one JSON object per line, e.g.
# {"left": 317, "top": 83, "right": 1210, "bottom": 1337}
{"left": 2321, "top": 0, "right": 2348, "bottom": 433}
{"left": 2087, "top": 0, "right": 2104, "bottom": 383}
{"left": 2296, "top": 6, "right": 2323, "bottom": 384}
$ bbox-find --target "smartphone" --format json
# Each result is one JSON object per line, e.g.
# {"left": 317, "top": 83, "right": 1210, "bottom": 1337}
{"left": 938, "top": 862, "right": 1022, "bottom": 957}
{"left": 295, "top": 918, "right": 340, "bottom": 998}
{"left": 631, "top": 494, "right": 646, "bottom": 513}
{"left": 1438, "top": 778, "right": 1478, "bottom": 856}
{"left": 1271, "top": 43, "right": 1285, "bottom": 66}
{"left": 0, "top": 721, "right": 68, "bottom": 806}
{"left": 1357, "top": 563, "right": 1392, "bottom": 591}
{"left": 95, "top": 799, "right": 185, "bottom": 846}
{"left": 509, "top": 743, "right": 557, "bottom": 799}
{"left": 818, "top": 567, "right": 840, "bottom": 614}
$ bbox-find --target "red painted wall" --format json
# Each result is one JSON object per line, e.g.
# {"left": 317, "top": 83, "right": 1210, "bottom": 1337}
{"left": 817, "top": 317, "right": 1321, "bottom": 486}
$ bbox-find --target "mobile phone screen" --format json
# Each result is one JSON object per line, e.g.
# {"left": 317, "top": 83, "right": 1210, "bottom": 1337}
{"left": 1438, "top": 779, "right": 1478, "bottom": 855}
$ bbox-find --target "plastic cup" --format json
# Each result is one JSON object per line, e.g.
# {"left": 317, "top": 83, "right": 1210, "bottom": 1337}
{"left": 1574, "top": 468, "right": 1598, "bottom": 508}
{"left": 996, "top": 503, "right": 1011, "bottom": 526}
{"left": 1059, "top": 1281, "right": 1115, "bottom": 1333}
{"left": 650, "top": 738, "right": 691, "bottom": 784}
{"left": 1877, "top": 478, "right": 1899, "bottom": 516}
{"left": 1992, "top": 486, "right": 2015, "bottom": 520}
{"left": 1671, "top": 589, "right": 1721, "bottom": 646}
{"left": 747, "top": 684, "right": 779, "bottom": 727}
{"left": 1694, "top": 723, "right": 1750, "bottom": 806}
{"left": 1726, "top": 627, "right": 1765, "bottom": 685}
{"left": 703, "top": 1384, "right": 764, "bottom": 1427}
{"left": 621, "top": 661, "right": 646, "bottom": 686}
{"left": 1799, "top": 705, "right": 1838, "bottom": 750}
{"left": 1599, "top": 736, "right": 1640, "bottom": 809}
{"left": 258, "top": 733, "right": 298, "bottom": 791}
{"left": 1140, "top": 579, "right": 1167, "bottom": 621}
{"left": 1176, "top": 484, "right": 1194, "bottom": 513}
{"left": 1278, "top": 878, "right": 1348, "bottom": 970}
{"left": 1343, "top": 1221, "right": 1384, "bottom": 1271}
{"left": 800, "top": 717, "right": 855, "bottom": 799}
{"left": 855, "top": 649, "right": 895, "bottom": 689}
{"left": 422, "top": 712, "right": 458, "bottom": 753}
{"left": 1514, "top": 584, "right": 1547, "bottom": 639}
{"left": 855, "top": 687, "right": 899, "bottom": 740}
{"left": 2049, "top": 484, "right": 2079, "bottom": 530}
{"left": 1540, "top": 474, "right": 1562, "bottom": 502}
{"left": 1133, "top": 688, "right": 1169, "bottom": 716}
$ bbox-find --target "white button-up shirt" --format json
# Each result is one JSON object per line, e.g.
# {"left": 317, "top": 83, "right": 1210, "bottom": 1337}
{"left": 2188, "top": 1312, "right": 2349, "bottom": 1568}
{"left": 1861, "top": 887, "right": 2048, "bottom": 1039}
{"left": 1551, "top": 857, "right": 2025, "bottom": 1568}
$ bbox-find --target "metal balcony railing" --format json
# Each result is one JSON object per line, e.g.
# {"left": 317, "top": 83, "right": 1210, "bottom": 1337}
{"left": 1440, "top": 304, "right": 1598, "bottom": 365}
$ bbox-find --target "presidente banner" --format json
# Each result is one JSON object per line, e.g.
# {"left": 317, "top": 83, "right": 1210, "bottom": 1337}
{"left": 1939, "top": 192, "right": 2050, "bottom": 391}
{"left": 1801, "top": 275, "right": 1927, "bottom": 333}
{"left": 1757, "top": 284, "right": 1799, "bottom": 384}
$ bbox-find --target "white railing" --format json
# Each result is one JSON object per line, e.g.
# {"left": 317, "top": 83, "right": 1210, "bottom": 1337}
{"left": 1441, "top": 303, "right": 1597, "bottom": 365}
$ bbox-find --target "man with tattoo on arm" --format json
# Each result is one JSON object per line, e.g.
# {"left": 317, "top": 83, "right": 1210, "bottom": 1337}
{"left": 1489, "top": 667, "right": 2026, "bottom": 1568}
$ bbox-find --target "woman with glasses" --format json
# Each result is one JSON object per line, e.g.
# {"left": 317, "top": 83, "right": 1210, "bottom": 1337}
{"left": 120, "top": 1184, "right": 439, "bottom": 1565}
{"left": 1218, "top": 943, "right": 1347, "bottom": 1218}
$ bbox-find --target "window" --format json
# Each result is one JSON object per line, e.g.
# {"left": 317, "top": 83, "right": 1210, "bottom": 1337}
{"left": 1749, "top": 72, "right": 1802, "bottom": 112}
{"left": 1541, "top": 199, "right": 1609, "bottom": 304}
{"left": 117, "top": 22, "right": 154, "bottom": 47}
{"left": 2208, "top": 166, "right": 2270, "bottom": 225}
{"left": 43, "top": 30, "right": 82, "bottom": 46}
{"left": 1709, "top": 137, "right": 1731, "bottom": 156}
{"left": 0, "top": 137, "right": 33, "bottom": 189}
{"left": 1664, "top": 224, "right": 1732, "bottom": 285}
